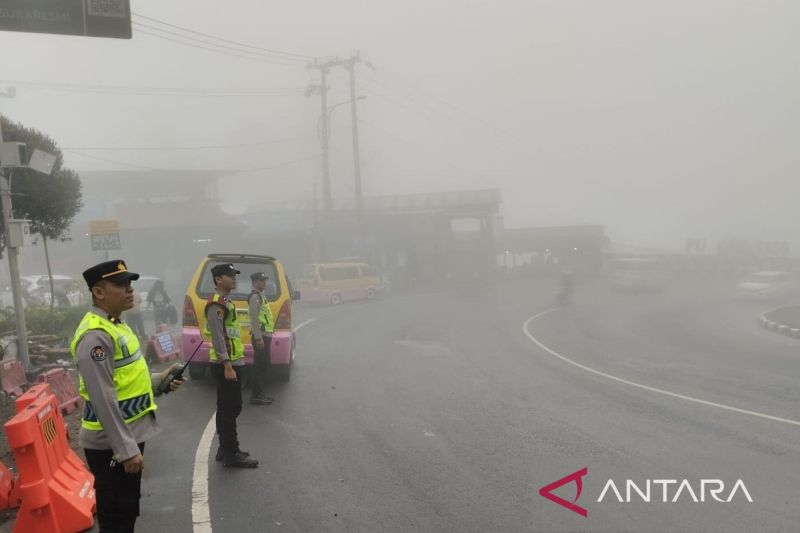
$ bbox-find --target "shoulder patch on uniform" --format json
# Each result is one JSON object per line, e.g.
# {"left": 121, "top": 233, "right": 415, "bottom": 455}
{"left": 216, "top": 308, "right": 225, "bottom": 319}
{"left": 90, "top": 346, "right": 107, "bottom": 362}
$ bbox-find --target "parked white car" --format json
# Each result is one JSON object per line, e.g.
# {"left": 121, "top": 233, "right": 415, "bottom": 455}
{"left": 735, "top": 271, "right": 797, "bottom": 301}
{"left": 1, "top": 275, "right": 84, "bottom": 309}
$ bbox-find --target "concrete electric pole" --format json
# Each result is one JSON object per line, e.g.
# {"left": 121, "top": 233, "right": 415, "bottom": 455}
{"left": 307, "top": 61, "right": 333, "bottom": 217}
{"left": 0, "top": 120, "right": 31, "bottom": 371}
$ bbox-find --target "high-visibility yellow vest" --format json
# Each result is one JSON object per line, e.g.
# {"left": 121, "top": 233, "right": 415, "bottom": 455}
{"left": 203, "top": 293, "right": 244, "bottom": 362}
{"left": 70, "top": 311, "right": 156, "bottom": 431}
{"left": 249, "top": 290, "right": 274, "bottom": 334}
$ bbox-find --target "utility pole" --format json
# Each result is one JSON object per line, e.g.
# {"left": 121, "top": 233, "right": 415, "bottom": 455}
{"left": 0, "top": 119, "right": 31, "bottom": 371}
{"left": 308, "top": 55, "right": 372, "bottom": 259}
{"left": 345, "top": 56, "right": 365, "bottom": 234}
{"left": 307, "top": 61, "right": 333, "bottom": 217}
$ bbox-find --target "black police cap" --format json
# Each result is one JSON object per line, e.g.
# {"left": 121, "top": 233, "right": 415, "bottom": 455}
{"left": 83, "top": 260, "right": 140, "bottom": 288}
{"left": 211, "top": 263, "right": 241, "bottom": 278}
{"left": 250, "top": 271, "right": 269, "bottom": 281}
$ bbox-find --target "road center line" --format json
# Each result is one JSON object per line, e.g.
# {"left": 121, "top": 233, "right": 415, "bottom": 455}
{"left": 523, "top": 308, "right": 800, "bottom": 428}
{"left": 191, "top": 317, "right": 318, "bottom": 533}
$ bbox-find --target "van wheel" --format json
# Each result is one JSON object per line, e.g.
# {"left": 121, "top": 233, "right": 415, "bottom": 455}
{"left": 188, "top": 363, "right": 207, "bottom": 380}
{"left": 366, "top": 288, "right": 376, "bottom": 300}
{"left": 330, "top": 293, "right": 342, "bottom": 305}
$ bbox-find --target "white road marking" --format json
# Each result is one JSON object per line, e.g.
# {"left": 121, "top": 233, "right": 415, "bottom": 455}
{"left": 523, "top": 308, "right": 800, "bottom": 428}
{"left": 191, "top": 317, "right": 319, "bottom": 533}
{"left": 294, "top": 318, "right": 317, "bottom": 331}
{"left": 191, "top": 415, "right": 216, "bottom": 533}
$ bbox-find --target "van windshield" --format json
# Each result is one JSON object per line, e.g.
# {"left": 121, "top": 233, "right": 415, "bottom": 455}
{"left": 197, "top": 261, "right": 280, "bottom": 301}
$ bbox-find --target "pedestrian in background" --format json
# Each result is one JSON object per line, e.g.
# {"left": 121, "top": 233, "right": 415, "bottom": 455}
{"left": 147, "top": 279, "right": 170, "bottom": 327}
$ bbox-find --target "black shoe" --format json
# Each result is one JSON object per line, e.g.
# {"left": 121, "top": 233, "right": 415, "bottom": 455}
{"left": 250, "top": 396, "right": 273, "bottom": 405}
{"left": 215, "top": 448, "right": 250, "bottom": 462}
{"left": 223, "top": 452, "right": 259, "bottom": 468}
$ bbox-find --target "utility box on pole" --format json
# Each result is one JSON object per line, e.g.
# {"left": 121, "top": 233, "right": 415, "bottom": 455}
{"left": 7, "top": 219, "right": 31, "bottom": 248}
{"left": 0, "top": 142, "right": 28, "bottom": 167}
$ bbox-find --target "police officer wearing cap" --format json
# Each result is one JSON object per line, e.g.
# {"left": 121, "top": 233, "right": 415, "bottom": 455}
{"left": 205, "top": 263, "right": 259, "bottom": 468}
{"left": 248, "top": 271, "right": 274, "bottom": 405}
{"left": 71, "top": 260, "right": 185, "bottom": 533}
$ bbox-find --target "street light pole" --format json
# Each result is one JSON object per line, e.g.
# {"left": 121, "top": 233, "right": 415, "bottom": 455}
{"left": 346, "top": 59, "right": 364, "bottom": 235}
{"left": 319, "top": 67, "right": 332, "bottom": 218}
{"left": 0, "top": 110, "right": 31, "bottom": 371}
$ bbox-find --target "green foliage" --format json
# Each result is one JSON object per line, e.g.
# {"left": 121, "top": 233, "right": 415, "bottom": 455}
{"left": 0, "top": 305, "right": 88, "bottom": 341}
{"left": 0, "top": 116, "right": 83, "bottom": 255}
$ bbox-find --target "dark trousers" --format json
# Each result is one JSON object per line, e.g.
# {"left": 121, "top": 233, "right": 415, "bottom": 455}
{"left": 211, "top": 364, "right": 243, "bottom": 454}
{"left": 251, "top": 334, "right": 271, "bottom": 399}
{"left": 153, "top": 305, "right": 169, "bottom": 327}
{"left": 84, "top": 443, "right": 145, "bottom": 533}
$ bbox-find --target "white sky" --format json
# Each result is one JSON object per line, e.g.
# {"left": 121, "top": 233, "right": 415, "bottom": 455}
{"left": 1, "top": 0, "right": 798, "bottom": 251}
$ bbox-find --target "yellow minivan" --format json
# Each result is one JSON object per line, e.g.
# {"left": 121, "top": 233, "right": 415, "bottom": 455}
{"left": 181, "top": 253, "right": 300, "bottom": 381}
{"left": 297, "top": 262, "right": 382, "bottom": 305}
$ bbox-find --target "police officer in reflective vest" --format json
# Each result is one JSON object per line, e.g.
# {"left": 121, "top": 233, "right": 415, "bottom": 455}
{"left": 71, "top": 260, "right": 185, "bottom": 533}
{"left": 248, "top": 271, "right": 274, "bottom": 405}
{"left": 206, "top": 263, "right": 259, "bottom": 468}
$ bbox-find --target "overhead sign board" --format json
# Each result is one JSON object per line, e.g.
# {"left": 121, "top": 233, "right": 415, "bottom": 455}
{"left": 88, "top": 219, "right": 120, "bottom": 251}
{"left": 0, "top": 0, "right": 132, "bottom": 39}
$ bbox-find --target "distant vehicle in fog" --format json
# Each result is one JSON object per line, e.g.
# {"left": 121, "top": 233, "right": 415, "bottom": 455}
{"left": 1, "top": 274, "right": 84, "bottom": 309}
{"left": 609, "top": 258, "right": 670, "bottom": 291}
{"left": 297, "top": 262, "right": 383, "bottom": 305}
{"left": 734, "top": 271, "right": 797, "bottom": 301}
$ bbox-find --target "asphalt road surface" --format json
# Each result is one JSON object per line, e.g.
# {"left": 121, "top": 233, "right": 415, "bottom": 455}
{"left": 123, "top": 277, "right": 799, "bottom": 533}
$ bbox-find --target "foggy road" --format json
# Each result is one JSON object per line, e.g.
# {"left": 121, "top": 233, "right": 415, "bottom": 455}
{"left": 132, "top": 278, "right": 800, "bottom": 533}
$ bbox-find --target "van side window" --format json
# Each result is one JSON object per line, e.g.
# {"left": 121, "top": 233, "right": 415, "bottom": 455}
{"left": 344, "top": 267, "right": 360, "bottom": 279}
{"left": 324, "top": 267, "right": 346, "bottom": 281}
{"left": 361, "top": 266, "right": 376, "bottom": 277}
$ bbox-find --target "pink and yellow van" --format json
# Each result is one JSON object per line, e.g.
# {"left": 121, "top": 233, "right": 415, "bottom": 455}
{"left": 181, "top": 254, "right": 300, "bottom": 381}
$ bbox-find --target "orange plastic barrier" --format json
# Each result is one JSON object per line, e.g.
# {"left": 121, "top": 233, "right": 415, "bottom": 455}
{"left": 1, "top": 360, "right": 27, "bottom": 398}
{"left": 4, "top": 394, "right": 95, "bottom": 533}
{"left": 0, "top": 460, "right": 17, "bottom": 510}
{"left": 36, "top": 369, "right": 81, "bottom": 414}
{"left": 146, "top": 325, "right": 181, "bottom": 363}
{"left": 15, "top": 382, "right": 53, "bottom": 414}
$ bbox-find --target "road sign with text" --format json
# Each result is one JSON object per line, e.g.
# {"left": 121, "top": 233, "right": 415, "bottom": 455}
{"left": 0, "top": 0, "right": 131, "bottom": 39}
{"left": 88, "top": 219, "right": 121, "bottom": 251}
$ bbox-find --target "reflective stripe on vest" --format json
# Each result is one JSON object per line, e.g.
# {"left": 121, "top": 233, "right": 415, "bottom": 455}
{"left": 204, "top": 293, "right": 244, "bottom": 362}
{"left": 70, "top": 311, "right": 157, "bottom": 431}
{"left": 84, "top": 393, "right": 152, "bottom": 422}
{"left": 250, "top": 290, "right": 274, "bottom": 334}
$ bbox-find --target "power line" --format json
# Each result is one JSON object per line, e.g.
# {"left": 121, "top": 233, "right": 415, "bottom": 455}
{"left": 233, "top": 154, "right": 321, "bottom": 173}
{"left": 65, "top": 149, "right": 321, "bottom": 173}
{"left": 2, "top": 79, "right": 305, "bottom": 98}
{"left": 132, "top": 22, "right": 303, "bottom": 67}
{"left": 132, "top": 12, "right": 314, "bottom": 62}
{"left": 64, "top": 150, "right": 165, "bottom": 171}
{"left": 133, "top": 28, "right": 301, "bottom": 67}
{"left": 62, "top": 138, "right": 312, "bottom": 151}
{"left": 1, "top": 79, "right": 299, "bottom": 93}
